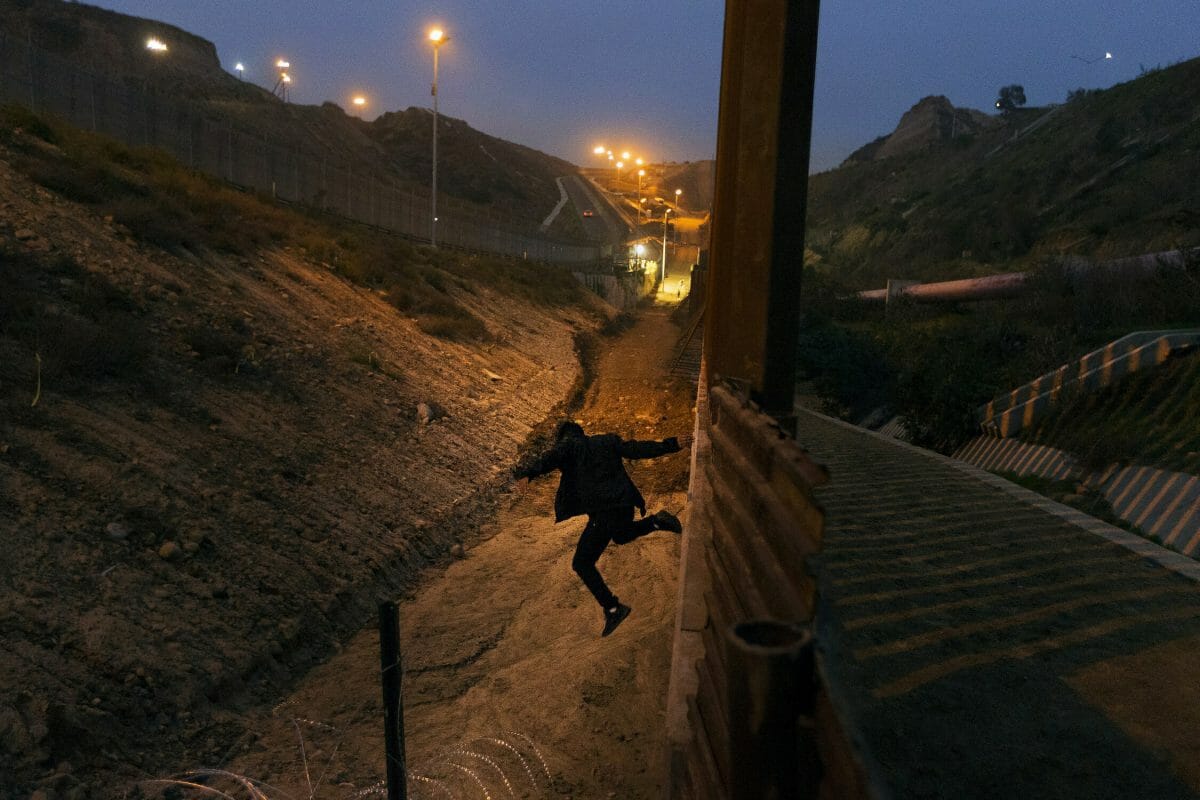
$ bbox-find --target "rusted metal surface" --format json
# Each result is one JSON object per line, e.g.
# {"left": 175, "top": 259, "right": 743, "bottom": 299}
{"left": 670, "top": 384, "right": 878, "bottom": 798}
{"left": 669, "top": 0, "right": 881, "bottom": 795}
{"left": 705, "top": 0, "right": 819, "bottom": 422}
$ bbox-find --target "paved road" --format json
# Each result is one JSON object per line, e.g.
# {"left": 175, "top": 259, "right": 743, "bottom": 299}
{"left": 561, "top": 174, "right": 628, "bottom": 244}
{"left": 795, "top": 409, "right": 1200, "bottom": 799}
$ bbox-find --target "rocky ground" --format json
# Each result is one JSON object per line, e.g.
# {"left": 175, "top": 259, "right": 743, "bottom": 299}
{"left": 0, "top": 150, "right": 623, "bottom": 798}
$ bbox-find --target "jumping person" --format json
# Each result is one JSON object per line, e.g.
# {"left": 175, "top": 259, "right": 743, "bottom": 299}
{"left": 514, "top": 421, "right": 691, "bottom": 637}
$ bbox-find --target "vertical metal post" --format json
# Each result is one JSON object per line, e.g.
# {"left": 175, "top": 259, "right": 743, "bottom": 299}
{"left": 704, "top": 0, "right": 822, "bottom": 434}
{"left": 379, "top": 600, "right": 407, "bottom": 800}
{"left": 759, "top": 0, "right": 821, "bottom": 426}
{"left": 431, "top": 43, "right": 440, "bottom": 247}
{"left": 662, "top": 210, "right": 670, "bottom": 285}
{"left": 725, "top": 620, "right": 818, "bottom": 799}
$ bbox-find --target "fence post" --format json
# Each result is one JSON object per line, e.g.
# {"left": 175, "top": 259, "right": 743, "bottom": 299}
{"left": 379, "top": 600, "right": 407, "bottom": 800}
{"left": 724, "top": 620, "right": 819, "bottom": 799}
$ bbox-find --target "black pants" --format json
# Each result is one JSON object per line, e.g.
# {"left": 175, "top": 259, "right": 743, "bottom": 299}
{"left": 571, "top": 506, "right": 658, "bottom": 610}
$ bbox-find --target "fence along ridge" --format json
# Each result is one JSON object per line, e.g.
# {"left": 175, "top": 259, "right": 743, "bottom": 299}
{"left": 0, "top": 29, "right": 603, "bottom": 264}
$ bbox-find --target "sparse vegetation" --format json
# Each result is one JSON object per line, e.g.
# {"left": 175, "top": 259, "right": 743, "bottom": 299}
{"left": 0, "top": 105, "right": 591, "bottom": 346}
{"left": 807, "top": 56, "right": 1200, "bottom": 288}
{"left": 799, "top": 257, "right": 1200, "bottom": 454}
{"left": 802, "top": 57, "right": 1200, "bottom": 459}
{"left": 0, "top": 246, "right": 152, "bottom": 400}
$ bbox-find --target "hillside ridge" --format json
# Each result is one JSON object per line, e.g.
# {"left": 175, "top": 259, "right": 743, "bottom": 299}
{"left": 808, "top": 55, "right": 1200, "bottom": 287}
{"left": 0, "top": 0, "right": 584, "bottom": 238}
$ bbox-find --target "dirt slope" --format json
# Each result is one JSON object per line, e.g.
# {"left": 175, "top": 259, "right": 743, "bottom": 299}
{"left": 212, "top": 305, "right": 696, "bottom": 799}
{"left": 0, "top": 152, "right": 611, "bottom": 797}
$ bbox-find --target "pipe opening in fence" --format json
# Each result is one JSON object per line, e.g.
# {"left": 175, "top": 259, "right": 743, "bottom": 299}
{"left": 731, "top": 619, "right": 810, "bottom": 651}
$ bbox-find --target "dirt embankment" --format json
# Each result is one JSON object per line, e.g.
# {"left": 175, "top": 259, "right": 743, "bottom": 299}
{"left": 0, "top": 153, "right": 610, "bottom": 798}
{"left": 218, "top": 304, "right": 697, "bottom": 799}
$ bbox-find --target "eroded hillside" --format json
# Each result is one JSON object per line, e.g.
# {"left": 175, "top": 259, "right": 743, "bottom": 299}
{"left": 0, "top": 119, "right": 609, "bottom": 797}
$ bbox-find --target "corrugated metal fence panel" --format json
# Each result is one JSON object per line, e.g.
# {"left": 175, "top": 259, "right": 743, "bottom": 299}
{"left": 671, "top": 384, "right": 879, "bottom": 798}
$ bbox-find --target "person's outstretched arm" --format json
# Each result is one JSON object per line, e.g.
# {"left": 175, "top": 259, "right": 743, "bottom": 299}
{"left": 618, "top": 433, "right": 693, "bottom": 460}
{"left": 513, "top": 440, "right": 569, "bottom": 483}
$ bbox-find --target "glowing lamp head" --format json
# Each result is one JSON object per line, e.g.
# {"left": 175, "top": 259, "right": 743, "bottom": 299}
{"left": 352, "top": 95, "right": 367, "bottom": 107}
{"left": 429, "top": 28, "right": 445, "bottom": 44}
{"left": 146, "top": 37, "right": 168, "bottom": 53}
{"left": 593, "top": 145, "right": 606, "bottom": 155}
{"left": 635, "top": 158, "right": 644, "bottom": 166}
{"left": 675, "top": 188, "right": 682, "bottom": 196}
{"left": 638, "top": 169, "right": 645, "bottom": 177}
{"left": 281, "top": 73, "right": 292, "bottom": 84}
{"left": 616, "top": 162, "right": 624, "bottom": 169}
{"left": 1105, "top": 52, "right": 1113, "bottom": 60}
{"left": 276, "top": 59, "right": 290, "bottom": 69}
{"left": 234, "top": 62, "right": 245, "bottom": 72}
{"left": 635, "top": 244, "right": 645, "bottom": 256}
{"left": 621, "top": 151, "right": 630, "bottom": 160}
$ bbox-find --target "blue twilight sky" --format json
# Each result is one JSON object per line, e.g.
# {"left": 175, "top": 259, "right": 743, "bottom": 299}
{"left": 87, "top": 1, "right": 1200, "bottom": 173}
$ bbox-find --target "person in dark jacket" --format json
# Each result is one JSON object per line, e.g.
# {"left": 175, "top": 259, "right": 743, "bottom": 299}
{"left": 514, "top": 420, "right": 691, "bottom": 636}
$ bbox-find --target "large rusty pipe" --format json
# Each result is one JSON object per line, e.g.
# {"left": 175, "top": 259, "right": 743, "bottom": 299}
{"left": 856, "top": 247, "right": 1199, "bottom": 304}
{"left": 857, "top": 271, "right": 1028, "bottom": 303}
{"left": 725, "top": 620, "right": 819, "bottom": 799}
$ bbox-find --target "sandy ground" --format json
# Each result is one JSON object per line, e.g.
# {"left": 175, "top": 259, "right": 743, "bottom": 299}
{"left": 218, "top": 301, "right": 697, "bottom": 799}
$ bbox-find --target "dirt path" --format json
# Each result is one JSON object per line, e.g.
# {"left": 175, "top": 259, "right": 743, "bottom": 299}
{"left": 222, "top": 301, "right": 696, "bottom": 798}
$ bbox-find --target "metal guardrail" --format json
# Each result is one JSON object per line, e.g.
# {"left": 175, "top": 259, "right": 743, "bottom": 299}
{"left": 0, "top": 30, "right": 602, "bottom": 265}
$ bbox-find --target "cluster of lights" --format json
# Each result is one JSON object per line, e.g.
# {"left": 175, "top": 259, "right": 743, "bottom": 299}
{"left": 592, "top": 144, "right": 686, "bottom": 222}
{"left": 145, "top": 37, "right": 167, "bottom": 53}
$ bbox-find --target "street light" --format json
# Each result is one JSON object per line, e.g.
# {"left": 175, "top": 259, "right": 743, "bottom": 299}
{"left": 352, "top": 94, "right": 367, "bottom": 112}
{"left": 429, "top": 26, "right": 449, "bottom": 247}
{"left": 637, "top": 169, "right": 645, "bottom": 224}
{"left": 615, "top": 160, "right": 624, "bottom": 183}
{"left": 234, "top": 62, "right": 245, "bottom": 79}
{"left": 145, "top": 37, "right": 168, "bottom": 53}
{"left": 621, "top": 151, "right": 630, "bottom": 160}
{"left": 593, "top": 145, "right": 606, "bottom": 155}
{"left": 273, "top": 59, "right": 291, "bottom": 100}
{"left": 675, "top": 188, "right": 683, "bottom": 210}
{"left": 634, "top": 243, "right": 645, "bottom": 270}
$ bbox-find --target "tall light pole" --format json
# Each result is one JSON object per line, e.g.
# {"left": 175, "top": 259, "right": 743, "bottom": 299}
{"left": 662, "top": 208, "right": 671, "bottom": 285}
{"left": 675, "top": 187, "right": 683, "bottom": 210}
{"left": 428, "top": 27, "right": 449, "bottom": 247}
{"left": 637, "top": 169, "right": 645, "bottom": 225}
{"left": 273, "top": 59, "right": 290, "bottom": 101}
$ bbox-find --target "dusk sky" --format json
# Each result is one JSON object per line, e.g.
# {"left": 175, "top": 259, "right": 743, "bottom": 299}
{"left": 89, "top": 1, "right": 1200, "bottom": 174}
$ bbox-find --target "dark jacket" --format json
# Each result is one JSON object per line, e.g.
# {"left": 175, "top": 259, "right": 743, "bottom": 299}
{"left": 515, "top": 433, "right": 680, "bottom": 522}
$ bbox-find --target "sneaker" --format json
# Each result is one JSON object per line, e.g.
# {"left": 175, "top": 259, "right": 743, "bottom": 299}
{"left": 652, "top": 510, "right": 683, "bottom": 534}
{"left": 601, "top": 603, "right": 632, "bottom": 637}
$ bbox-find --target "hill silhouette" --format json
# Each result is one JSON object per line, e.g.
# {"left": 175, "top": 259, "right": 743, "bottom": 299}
{"left": 807, "top": 56, "right": 1200, "bottom": 287}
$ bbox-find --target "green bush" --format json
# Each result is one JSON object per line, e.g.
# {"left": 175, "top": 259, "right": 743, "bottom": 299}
{"left": 797, "top": 322, "right": 890, "bottom": 420}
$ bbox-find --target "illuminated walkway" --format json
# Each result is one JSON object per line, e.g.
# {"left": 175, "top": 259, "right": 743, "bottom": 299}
{"left": 796, "top": 408, "right": 1200, "bottom": 799}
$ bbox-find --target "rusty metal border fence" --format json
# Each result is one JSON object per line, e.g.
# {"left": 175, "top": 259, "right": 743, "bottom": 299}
{"left": 0, "top": 30, "right": 603, "bottom": 265}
